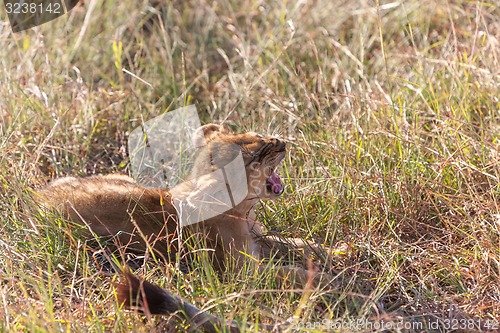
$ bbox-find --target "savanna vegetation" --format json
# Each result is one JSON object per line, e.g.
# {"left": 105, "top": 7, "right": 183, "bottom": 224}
{"left": 0, "top": 0, "right": 499, "bottom": 332}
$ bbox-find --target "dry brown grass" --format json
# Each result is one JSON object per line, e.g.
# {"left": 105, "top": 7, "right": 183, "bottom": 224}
{"left": 0, "top": 0, "right": 499, "bottom": 331}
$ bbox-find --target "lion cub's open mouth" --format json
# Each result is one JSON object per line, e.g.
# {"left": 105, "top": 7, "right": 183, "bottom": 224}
{"left": 267, "top": 171, "right": 284, "bottom": 195}
{"left": 265, "top": 148, "right": 286, "bottom": 196}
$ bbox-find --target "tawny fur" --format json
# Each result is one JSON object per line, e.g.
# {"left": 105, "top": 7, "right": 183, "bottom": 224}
{"left": 37, "top": 125, "right": 286, "bottom": 266}
{"left": 37, "top": 124, "right": 333, "bottom": 286}
{"left": 37, "top": 124, "right": 336, "bottom": 331}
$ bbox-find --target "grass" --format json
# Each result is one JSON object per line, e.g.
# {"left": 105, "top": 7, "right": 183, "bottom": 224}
{"left": 0, "top": 0, "right": 499, "bottom": 331}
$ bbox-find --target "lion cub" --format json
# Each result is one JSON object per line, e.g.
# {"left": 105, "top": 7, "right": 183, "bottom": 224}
{"left": 38, "top": 124, "right": 288, "bottom": 269}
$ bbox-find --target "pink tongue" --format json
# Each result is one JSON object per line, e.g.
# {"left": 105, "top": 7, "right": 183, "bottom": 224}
{"left": 268, "top": 172, "right": 284, "bottom": 194}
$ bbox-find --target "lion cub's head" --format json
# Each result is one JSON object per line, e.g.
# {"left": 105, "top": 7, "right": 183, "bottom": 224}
{"left": 171, "top": 124, "right": 286, "bottom": 225}
{"left": 190, "top": 124, "right": 286, "bottom": 201}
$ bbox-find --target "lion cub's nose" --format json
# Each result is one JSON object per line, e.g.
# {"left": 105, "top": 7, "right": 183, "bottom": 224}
{"left": 271, "top": 138, "right": 286, "bottom": 151}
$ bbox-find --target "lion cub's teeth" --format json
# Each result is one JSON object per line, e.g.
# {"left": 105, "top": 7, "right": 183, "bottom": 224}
{"left": 267, "top": 172, "right": 284, "bottom": 194}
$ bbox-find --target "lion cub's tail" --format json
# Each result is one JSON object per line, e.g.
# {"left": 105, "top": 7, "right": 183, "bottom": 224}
{"left": 116, "top": 271, "right": 242, "bottom": 333}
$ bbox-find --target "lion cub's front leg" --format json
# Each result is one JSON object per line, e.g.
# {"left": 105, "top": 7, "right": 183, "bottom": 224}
{"left": 254, "top": 231, "right": 337, "bottom": 289}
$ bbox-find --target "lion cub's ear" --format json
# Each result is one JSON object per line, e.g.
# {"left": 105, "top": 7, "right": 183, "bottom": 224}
{"left": 192, "top": 124, "right": 232, "bottom": 147}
